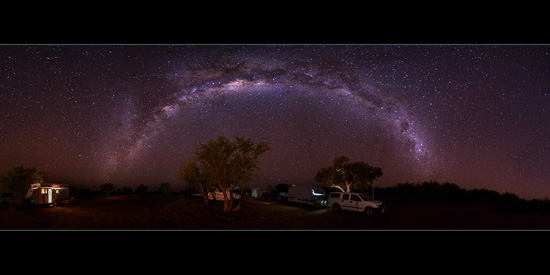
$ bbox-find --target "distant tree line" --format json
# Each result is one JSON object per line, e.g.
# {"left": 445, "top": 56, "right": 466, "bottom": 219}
{"left": 374, "top": 181, "right": 550, "bottom": 213}
{"left": 5, "top": 155, "right": 549, "bottom": 214}
{"left": 61, "top": 183, "right": 152, "bottom": 198}
{"left": 98, "top": 182, "right": 171, "bottom": 196}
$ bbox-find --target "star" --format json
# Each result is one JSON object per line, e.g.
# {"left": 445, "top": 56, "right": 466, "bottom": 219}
{"left": 0, "top": 45, "right": 548, "bottom": 200}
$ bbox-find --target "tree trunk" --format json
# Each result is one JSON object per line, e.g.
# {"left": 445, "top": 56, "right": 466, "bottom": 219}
{"left": 232, "top": 200, "right": 241, "bottom": 212}
{"left": 229, "top": 189, "right": 234, "bottom": 211}
{"left": 232, "top": 182, "right": 246, "bottom": 212}
{"left": 199, "top": 185, "right": 209, "bottom": 205}
{"left": 233, "top": 192, "right": 244, "bottom": 212}
{"left": 220, "top": 185, "right": 232, "bottom": 212}
{"left": 223, "top": 198, "right": 232, "bottom": 211}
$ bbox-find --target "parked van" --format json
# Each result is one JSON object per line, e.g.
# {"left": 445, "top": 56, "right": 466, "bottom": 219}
{"left": 287, "top": 185, "right": 328, "bottom": 207}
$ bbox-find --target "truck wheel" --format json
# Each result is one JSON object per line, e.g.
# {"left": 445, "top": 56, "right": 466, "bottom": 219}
{"left": 364, "top": 207, "right": 374, "bottom": 216}
{"left": 332, "top": 204, "right": 341, "bottom": 212}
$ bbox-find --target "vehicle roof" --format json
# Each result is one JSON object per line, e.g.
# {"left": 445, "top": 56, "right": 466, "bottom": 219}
{"left": 32, "top": 183, "right": 69, "bottom": 188}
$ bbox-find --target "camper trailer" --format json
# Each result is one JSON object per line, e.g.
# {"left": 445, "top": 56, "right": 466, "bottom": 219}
{"left": 287, "top": 185, "right": 328, "bottom": 207}
{"left": 24, "top": 183, "right": 70, "bottom": 207}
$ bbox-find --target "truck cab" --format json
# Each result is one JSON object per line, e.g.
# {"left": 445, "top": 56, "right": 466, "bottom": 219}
{"left": 328, "top": 192, "right": 385, "bottom": 216}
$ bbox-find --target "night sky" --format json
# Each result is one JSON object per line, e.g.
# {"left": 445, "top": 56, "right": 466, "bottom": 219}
{"left": 1, "top": 45, "right": 549, "bottom": 199}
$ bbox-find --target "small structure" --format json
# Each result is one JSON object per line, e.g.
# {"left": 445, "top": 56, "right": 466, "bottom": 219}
{"left": 24, "top": 183, "right": 70, "bottom": 206}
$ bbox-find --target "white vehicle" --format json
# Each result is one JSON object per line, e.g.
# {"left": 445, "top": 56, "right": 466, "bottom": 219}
{"left": 287, "top": 185, "right": 328, "bottom": 207}
{"left": 207, "top": 189, "right": 241, "bottom": 201}
{"left": 328, "top": 192, "right": 385, "bottom": 216}
{"left": 0, "top": 190, "right": 17, "bottom": 211}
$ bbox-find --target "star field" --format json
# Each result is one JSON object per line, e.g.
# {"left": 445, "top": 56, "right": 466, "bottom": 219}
{"left": 0, "top": 45, "right": 549, "bottom": 199}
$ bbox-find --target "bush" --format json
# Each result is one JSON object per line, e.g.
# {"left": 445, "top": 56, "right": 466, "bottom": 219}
{"left": 159, "top": 182, "right": 171, "bottom": 196}
{"left": 135, "top": 184, "right": 149, "bottom": 194}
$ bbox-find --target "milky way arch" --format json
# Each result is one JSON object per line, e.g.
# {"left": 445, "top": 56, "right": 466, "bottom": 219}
{"left": 100, "top": 55, "right": 433, "bottom": 179}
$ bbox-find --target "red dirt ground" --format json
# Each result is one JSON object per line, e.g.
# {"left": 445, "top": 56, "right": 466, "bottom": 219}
{"left": 2, "top": 194, "right": 550, "bottom": 230}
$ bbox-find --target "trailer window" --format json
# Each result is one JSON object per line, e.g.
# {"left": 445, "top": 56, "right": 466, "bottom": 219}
{"left": 41, "top": 188, "right": 48, "bottom": 194}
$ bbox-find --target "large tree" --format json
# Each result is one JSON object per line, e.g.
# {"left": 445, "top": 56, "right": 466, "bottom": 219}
{"left": 0, "top": 166, "right": 47, "bottom": 192}
{"left": 193, "top": 135, "right": 270, "bottom": 212}
{"left": 177, "top": 159, "right": 211, "bottom": 205}
{"left": 314, "top": 156, "right": 383, "bottom": 195}
{"left": 99, "top": 182, "right": 115, "bottom": 197}
{"left": 231, "top": 136, "right": 271, "bottom": 211}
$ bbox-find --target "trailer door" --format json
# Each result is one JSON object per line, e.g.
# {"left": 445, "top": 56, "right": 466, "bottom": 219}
{"left": 47, "top": 189, "right": 52, "bottom": 204}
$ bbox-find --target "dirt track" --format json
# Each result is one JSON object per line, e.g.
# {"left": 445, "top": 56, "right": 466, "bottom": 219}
{"left": 2, "top": 194, "right": 550, "bottom": 230}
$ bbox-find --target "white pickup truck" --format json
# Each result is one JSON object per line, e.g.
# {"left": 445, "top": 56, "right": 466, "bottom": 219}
{"left": 328, "top": 192, "right": 385, "bottom": 216}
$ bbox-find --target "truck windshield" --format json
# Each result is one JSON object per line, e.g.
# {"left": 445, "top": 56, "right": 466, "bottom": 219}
{"left": 358, "top": 193, "right": 372, "bottom": 201}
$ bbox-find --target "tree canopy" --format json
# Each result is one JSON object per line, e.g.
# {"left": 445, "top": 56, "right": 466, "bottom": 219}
{"left": 0, "top": 166, "right": 48, "bottom": 192}
{"left": 314, "top": 156, "right": 383, "bottom": 193}
{"left": 177, "top": 159, "right": 211, "bottom": 204}
{"left": 99, "top": 182, "right": 115, "bottom": 196}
